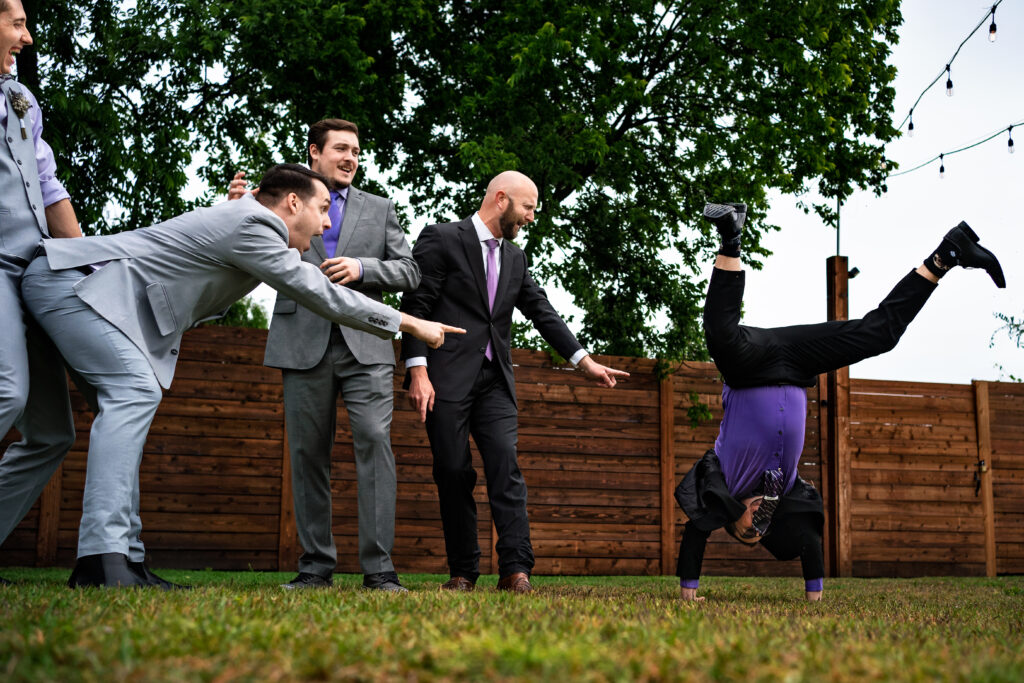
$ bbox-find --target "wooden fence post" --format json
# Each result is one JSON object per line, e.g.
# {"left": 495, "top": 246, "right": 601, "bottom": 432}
{"left": 972, "top": 380, "right": 997, "bottom": 577}
{"left": 825, "top": 256, "right": 852, "bottom": 577}
{"left": 659, "top": 374, "right": 676, "bottom": 575}
{"left": 35, "top": 463, "right": 61, "bottom": 566}
{"left": 277, "top": 424, "right": 298, "bottom": 570}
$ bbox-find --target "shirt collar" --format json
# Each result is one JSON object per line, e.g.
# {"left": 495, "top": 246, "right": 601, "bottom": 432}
{"left": 331, "top": 186, "right": 350, "bottom": 202}
{"left": 471, "top": 212, "right": 501, "bottom": 244}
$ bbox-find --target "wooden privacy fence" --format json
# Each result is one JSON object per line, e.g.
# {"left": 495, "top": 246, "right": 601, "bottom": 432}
{"left": 2, "top": 326, "right": 1021, "bottom": 577}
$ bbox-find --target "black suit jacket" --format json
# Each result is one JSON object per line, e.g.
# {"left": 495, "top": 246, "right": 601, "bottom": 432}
{"left": 400, "top": 218, "right": 582, "bottom": 405}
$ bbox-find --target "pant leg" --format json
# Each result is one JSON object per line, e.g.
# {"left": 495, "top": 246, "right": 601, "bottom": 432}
{"left": 704, "top": 268, "right": 936, "bottom": 387}
{"left": 335, "top": 351, "right": 397, "bottom": 577}
{"left": 0, "top": 312, "right": 76, "bottom": 546}
{"left": 282, "top": 353, "right": 341, "bottom": 578}
{"left": 426, "top": 391, "right": 480, "bottom": 581}
{"left": 0, "top": 254, "right": 30, "bottom": 441}
{"left": 22, "top": 260, "right": 163, "bottom": 558}
{"left": 468, "top": 364, "right": 533, "bottom": 577}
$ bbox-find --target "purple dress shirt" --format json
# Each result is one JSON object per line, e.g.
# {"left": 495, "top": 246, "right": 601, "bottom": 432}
{"left": 0, "top": 82, "right": 71, "bottom": 208}
{"left": 716, "top": 384, "right": 807, "bottom": 499}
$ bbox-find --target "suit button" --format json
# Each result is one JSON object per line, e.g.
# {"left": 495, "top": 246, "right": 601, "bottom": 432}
{"left": 170, "top": 349, "right": 178, "bottom": 356}
{"left": 16, "top": 158, "right": 22, "bottom": 165}
{"left": 6, "top": 136, "right": 11, "bottom": 142}
{"left": 479, "top": 347, "right": 486, "bottom": 353}
{"left": 31, "top": 204, "right": 37, "bottom": 209}
{"left": 25, "top": 181, "right": 30, "bottom": 188}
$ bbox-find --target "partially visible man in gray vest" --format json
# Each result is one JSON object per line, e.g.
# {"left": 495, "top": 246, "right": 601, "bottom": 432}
{"left": 0, "top": 0, "right": 82, "bottom": 586}
{"left": 228, "top": 119, "right": 420, "bottom": 592}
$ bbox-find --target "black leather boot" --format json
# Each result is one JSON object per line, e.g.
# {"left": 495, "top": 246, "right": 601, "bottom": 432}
{"left": 703, "top": 202, "right": 747, "bottom": 256}
{"left": 129, "top": 561, "right": 192, "bottom": 590}
{"left": 68, "top": 553, "right": 149, "bottom": 588}
{"left": 925, "top": 221, "right": 1006, "bottom": 288}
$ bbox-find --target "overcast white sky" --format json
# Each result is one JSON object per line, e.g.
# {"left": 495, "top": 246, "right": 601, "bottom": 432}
{"left": 249, "top": 1, "right": 1023, "bottom": 384}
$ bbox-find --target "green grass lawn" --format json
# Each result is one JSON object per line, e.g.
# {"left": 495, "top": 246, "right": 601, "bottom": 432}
{"left": 1, "top": 569, "right": 1022, "bottom": 682}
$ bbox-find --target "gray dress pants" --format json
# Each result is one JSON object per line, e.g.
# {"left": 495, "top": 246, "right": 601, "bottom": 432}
{"left": 21, "top": 256, "right": 162, "bottom": 559}
{"left": 0, "top": 252, "right": 77, "bottom": 547}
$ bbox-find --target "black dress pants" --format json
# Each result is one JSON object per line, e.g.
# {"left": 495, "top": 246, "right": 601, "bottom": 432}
{"left": 426, "top": 359, "right": 533, "bottom": 581}
{"left": 703, "top": 267, "right": 937, "bottom": 388}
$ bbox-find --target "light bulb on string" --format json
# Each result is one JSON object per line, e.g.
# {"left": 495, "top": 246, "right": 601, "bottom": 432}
{"left": 939, "top": 153, "right": 945, "bottom": 178}
{"left": 945, "top": 65, "right": 953, "bottom": 97}
{"left": 1010, "top": 126, "right": 1016, "bottom": 155}
{"left": 989, "top": 5, "right": 998, "bottom": 42}
{"left": 908, "top": 110, "right": 914, "bottom": 137}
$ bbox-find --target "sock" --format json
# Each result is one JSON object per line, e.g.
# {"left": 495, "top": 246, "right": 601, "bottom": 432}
{"left": 923, "top": 237, "right": 959, "bottom": 279}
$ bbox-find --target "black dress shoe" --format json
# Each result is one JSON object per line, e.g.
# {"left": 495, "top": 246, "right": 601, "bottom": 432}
{"left": 363, "top": 572, "right": 409, "bottom": 593}
{"left": 703, "top": 202, "right": 747, "bottom": 240}
{"left": 68, "top": 553, "right": 149, "bottom": 588}
{"left": 940, "top": 221, "right": 1006, "bottom": 288}
{"left": 281, "top": 572, "right": 332, "bottom": 589}
{"left": 129, "top": 561, "right": 192, "bottom": 591}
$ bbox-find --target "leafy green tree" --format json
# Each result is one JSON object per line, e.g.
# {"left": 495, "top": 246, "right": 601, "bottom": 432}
{"left": 18, "top": 0, "right": 902, "bottom": 361}
{"left": 202, "top": 296, "right": 270, "bottom": 329}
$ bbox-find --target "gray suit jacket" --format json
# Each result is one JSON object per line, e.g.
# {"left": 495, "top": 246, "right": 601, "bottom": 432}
{"left": 264, "top": 186, "right": 419, "bottom": 369}
{"left": 42, "top": 194, "right": 400, "bottom": 389}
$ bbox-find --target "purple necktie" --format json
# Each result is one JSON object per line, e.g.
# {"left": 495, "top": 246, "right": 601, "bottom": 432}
{"left": 323, "top": 191, "right": 344, "bottom": 256}
{"left": 484, "top": 238, "right": 499, "bottom": 360}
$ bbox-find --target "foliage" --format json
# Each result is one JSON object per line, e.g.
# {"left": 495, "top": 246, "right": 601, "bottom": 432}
{"left": 201, "top": 296, "right": 269, "bottom": 329}
{"left": 991, "top": 311, "right": 1023, "bottom": 381}
{"left": 19, "top": 0, "right": 903, "bottom": 360}
{"left": 1, "top": 571, "right": 1023, "bottom": 681}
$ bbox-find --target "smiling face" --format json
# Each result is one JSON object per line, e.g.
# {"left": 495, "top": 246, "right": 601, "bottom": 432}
{"left": 0, "top": 0, "right": 32, "bottom": 76}
{"left": 726, "top": 495, "right": 765, "bottom": 546}
{"left": 287, "top": 180, "right": 331, "bottom": 252}
{"left": 496, "top": 188, "right": 537, "bottom": 240}
{"left": 308, "top": 129, "right": 360, "bottom": 190}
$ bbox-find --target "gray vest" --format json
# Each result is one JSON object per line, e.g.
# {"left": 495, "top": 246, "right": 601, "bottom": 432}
{"left": 0, "top": 79, "right": 48, "bottom": 262}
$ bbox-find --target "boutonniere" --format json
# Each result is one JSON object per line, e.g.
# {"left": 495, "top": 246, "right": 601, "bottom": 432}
{"left": 8, "top": 89, "right": 31, "bottom": 139}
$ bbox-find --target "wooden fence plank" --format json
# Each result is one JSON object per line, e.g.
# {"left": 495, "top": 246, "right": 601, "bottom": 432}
{"left": 973, "top": 380, "right": 997, "bottom": 577}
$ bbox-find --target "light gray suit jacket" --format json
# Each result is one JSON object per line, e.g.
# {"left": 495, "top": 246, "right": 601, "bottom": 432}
{"left": 263, "top": 186, "right": 419, "bottom": 369}
{"left": 42, "top": 194, "right": 400, "bottom": 389}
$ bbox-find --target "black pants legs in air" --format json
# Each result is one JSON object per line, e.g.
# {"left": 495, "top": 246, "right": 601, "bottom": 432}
{"left": 703, "top": 268, "right": 937, "bottom": 388}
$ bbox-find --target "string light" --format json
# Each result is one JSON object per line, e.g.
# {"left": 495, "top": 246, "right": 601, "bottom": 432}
{"left": 895, "top": 1, "right": 1005, "bottom": 131}
{"left": 887, "top": 117, "right": 1023, "bottom": 179}
{"left": 907, "top": 110, "right": 914, "bottom": 137}
{"left": 939, "top": 153, "right": 945, "bottom": 178}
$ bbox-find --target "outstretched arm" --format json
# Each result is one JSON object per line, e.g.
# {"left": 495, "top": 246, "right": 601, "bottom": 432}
{"left": 677, "top": 522, "right": 710, "bottom": 601}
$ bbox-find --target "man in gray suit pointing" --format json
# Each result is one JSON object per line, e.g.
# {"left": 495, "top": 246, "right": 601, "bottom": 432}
{"left": 13, "top": 164, "right": 461, "bottom": 588}
{"left": 229, "top": 119, "right": 420, "bottom": 592}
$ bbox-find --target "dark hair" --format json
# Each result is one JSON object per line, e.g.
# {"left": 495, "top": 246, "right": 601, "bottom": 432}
{"left": 306, "top": 118, "right": 359, "bottom": 165}
{"left": 724, "top": 521, "right": 761, "bottom": 546}
{"left": 256, "top": 163, "right": 329, "bottom": 205}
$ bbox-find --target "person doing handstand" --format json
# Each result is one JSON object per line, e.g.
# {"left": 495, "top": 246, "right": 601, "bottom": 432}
{"left": 676, "top": 201, "right": 1005, "bottom": 601}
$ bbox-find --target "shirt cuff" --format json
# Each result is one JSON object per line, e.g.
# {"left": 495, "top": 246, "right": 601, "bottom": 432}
{"left": 680, "top": 578, "right": 700, "bottom": 590}
{"left": 355, "top": 258, "right": 364, "bottom": 282}
{"left": 805, "top": 578, "right": 823, "bottom": 593}
{"left": 569, "top": 349, "right": 589, "bottom": 367}
{"left": 405, "top": 357, "right": 427, "bottom": 369}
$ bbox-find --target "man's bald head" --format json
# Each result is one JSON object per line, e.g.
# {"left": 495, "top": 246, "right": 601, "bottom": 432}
{"left": 479, "top": 171, "right": 538, "bottom": 240}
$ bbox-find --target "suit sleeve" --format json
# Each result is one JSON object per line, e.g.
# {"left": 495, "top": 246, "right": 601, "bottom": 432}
{"left": 676, "top": 521, "right": 710, "bottom": 582}
{"left": 356, "top": 200, "right": 421, "bottom": 293}
{"left": 515, "top": 262, "right": 584, "bottom": 361}
{"left": 399, "top": 224, "right": 448, "bottom": 360}
{"left": 230, "top": 218, "right": 400, "bottom": 338}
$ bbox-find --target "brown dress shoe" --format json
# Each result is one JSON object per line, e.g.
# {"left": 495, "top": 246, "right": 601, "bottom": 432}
{"left": 440, "top": 576, "right": 475, "bottom": 592}
{"left": 496, "top": 572, "right": 533, "bottom": 593}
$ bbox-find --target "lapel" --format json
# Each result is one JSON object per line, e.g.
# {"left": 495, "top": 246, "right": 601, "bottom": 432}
{"left": 334, "top": 187, "right": 364, "bottom": 257}
{"left": 310, "top": 235, "right": 328, "bottom": 262}
{"left": 458, "top": 219, "right": 490, "bottom": 313}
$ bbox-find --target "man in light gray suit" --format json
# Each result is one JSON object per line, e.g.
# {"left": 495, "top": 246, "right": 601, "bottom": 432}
{"left": 14, "top": 164, "right": 461, "bottom": 588}
{"left": 0, "top": 0, "right": 82, "bottom": 586}
{"left": 229, "top": 119, "right": 420, "bottom": 592}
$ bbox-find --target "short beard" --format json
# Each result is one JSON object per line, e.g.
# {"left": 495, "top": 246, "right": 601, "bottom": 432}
{"left": 498, "top": 204, "right": 519, "bottom": 240}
